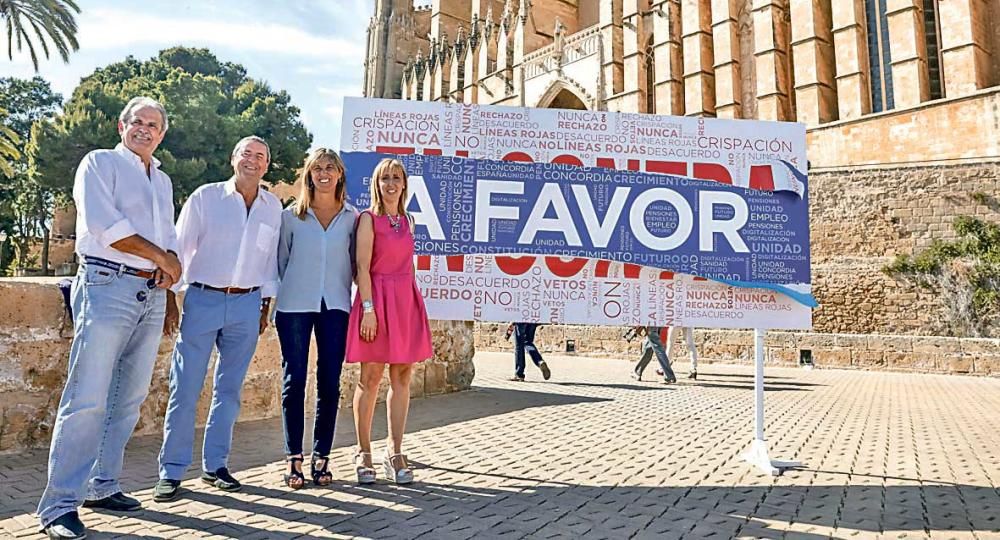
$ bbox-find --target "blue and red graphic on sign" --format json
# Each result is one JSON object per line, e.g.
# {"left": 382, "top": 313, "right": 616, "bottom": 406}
{"left": 343, "top": 152, "right": 814, "bottom": 306}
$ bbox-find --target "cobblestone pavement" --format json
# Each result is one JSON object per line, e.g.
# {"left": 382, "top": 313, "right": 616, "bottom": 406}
{"left": 2, "top": 351, "right": 1000, "bottom": 539}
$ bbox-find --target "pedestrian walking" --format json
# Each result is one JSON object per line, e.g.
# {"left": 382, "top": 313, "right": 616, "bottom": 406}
{"left": 654, "top": 327, "right": 700, "bottom": 379}
{"left": 667, "top": 326, "right": 699, "bottom": 379}
{"left": 506, "top": 322, "right": 551, "bottom": 381}
{"left": 631, "top": 326, "right": 677, "bottom": 384}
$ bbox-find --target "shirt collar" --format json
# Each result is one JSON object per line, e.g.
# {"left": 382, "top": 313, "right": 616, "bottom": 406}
{"left": 225, "top": 177, "right": 277, "bottom": 207}
{"left": 115, "top": 143, "right": 161, "bottom": 169}
{"left": 223, "top": 177, "right": 240, "bottom": 197}
{"left": 306, "top": 201, "right": 355, "bottom": 220}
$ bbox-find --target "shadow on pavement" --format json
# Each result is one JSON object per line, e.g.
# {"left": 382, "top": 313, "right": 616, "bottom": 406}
{"left": 84, "top": 480, "right": 1000, "bottom": 539}
{"left": 548, "top": 381, "right": 673, "bottom": 391}
{"left": 705, "top": 372, "right": 796, "bottom": 380}
{"left": 685, "top": 382, "right": 815, "bottom": 392}
{"left": 0, "top": 385, "right": 610, "bottom": 521}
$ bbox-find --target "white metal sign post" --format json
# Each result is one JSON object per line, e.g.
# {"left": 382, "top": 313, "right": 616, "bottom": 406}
{"left": 741, "top": 329, "right": 803, "bottom": 475}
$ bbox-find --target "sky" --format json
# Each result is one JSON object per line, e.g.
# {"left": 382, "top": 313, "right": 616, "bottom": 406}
{"left": 2, "top": 0, "right": 430, "bottom": 149}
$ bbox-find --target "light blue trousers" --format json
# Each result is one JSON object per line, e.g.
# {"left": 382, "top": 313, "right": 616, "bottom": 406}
{"left": 157, "top": 286, "right": 261, "bottom": 480}
{"left": 38, "top": 264, "right": 165, "bottom": 527}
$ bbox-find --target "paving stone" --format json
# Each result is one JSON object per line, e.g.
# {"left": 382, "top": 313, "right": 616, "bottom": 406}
{"left": 2, "top": 353, "right": 999, "bottom": 538}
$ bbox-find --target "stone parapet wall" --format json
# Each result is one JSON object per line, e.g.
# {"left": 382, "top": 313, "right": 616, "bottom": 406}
{"left": 811, "top": 260, "right": 946, "bottom": 335}
{"left": 806, "top": 160, "right": 999, "bottom": 336}
{"left": 0, "top": 279, "right": 475, "bottom": 453}
{"left": 806, "top": 91, "right": 1000, "bottom": 168}
{"left": 475, "top": 324, "right": 1000, "bottom": 377}
{"left": 810, "top": 160, "right": 1000, "bottom": 258}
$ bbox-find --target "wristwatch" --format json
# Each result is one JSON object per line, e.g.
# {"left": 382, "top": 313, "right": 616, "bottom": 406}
{"left": 362, "top": 299, "right": 374, "bottom": 313}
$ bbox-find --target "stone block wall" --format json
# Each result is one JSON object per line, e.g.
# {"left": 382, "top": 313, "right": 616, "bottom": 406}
{"left": 0, "top": 279, "right": 475, "bottom": 453}
{"left": 810, "top": 161, "right": 1000, "bottom": 258}
{"left": 808, "top": 160, "right": 1000, "bottom": 336}
{"left": 475, "top": 323, "right": 1000, "bottom": 377}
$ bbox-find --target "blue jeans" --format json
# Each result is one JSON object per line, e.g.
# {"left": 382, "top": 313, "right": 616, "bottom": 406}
{"left": 275, "top": 304, "right": 348, "bottom": 457}
{"left": 636, "top": 326, "right": 676, "bottom": 381}
{"left": 514, "top": 323, "right": 544, "bottom": 378}
{"left": 37, "top": 264, "right": 165, "bottom": 527}
{"left": 158, "top": 286, "right": 262, "bottom": 480}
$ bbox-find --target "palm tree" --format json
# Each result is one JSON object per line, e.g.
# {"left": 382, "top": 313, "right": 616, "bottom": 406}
{"left": 2, "top": 0, "right": 81, "bottom": 71}
{"left": 0, "top": 107, "right": 20, "bottom": 177}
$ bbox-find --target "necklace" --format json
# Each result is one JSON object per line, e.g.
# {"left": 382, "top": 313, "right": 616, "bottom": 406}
{"left": 387, "top": 213, "right": 402, "bottom": 232}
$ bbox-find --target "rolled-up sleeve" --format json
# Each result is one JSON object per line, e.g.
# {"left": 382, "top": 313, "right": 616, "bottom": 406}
{"left": 74, "top": 152, "right": 138, "bottom": 248}
{"left": 171, "top": 192, "right": 202, "bottom": 292}
{"left": 261, "top": 224, "right": 281, "bottom": 298}
{"left": 162, "top": 175, "right": 180, "bottom": 255}
{"left": 277, "top": 211, "right": 293, "bottom": 280}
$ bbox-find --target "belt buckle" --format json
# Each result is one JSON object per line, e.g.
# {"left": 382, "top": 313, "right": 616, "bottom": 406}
{"left": 224, "top": 286, "right": 233, "bottom": 294}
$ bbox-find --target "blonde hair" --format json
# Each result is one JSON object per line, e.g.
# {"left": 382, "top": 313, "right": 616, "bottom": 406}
{"left": 293, "top": 148, "right": 346, "bottom": 219}
{"left": 368, "top": 158, "right": 408, "bottom": 217}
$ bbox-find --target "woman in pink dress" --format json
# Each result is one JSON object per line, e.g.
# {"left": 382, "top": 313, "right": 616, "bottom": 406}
{"left": 346, "top": 158, "right": 432, "bottom": 485}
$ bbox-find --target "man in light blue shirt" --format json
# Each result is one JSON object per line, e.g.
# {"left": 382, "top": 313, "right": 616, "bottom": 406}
{"left": 38, "top": 97, "right": 181, "bottom": 540}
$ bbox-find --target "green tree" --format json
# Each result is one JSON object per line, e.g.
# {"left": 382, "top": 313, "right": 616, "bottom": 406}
{"left": 0, "top": 107, "right": 19, "bottom": 176}
{"left": 0, "top": 76, "right": 61, "bottom": 274}
{"left": 32, "top": 47, "right": 312, "bottom": 209}
{"left": 1, "top": 0, "right": 80, "bottom": 70}
{"left": 884, "top": 216, "right": 1000, "bottom": 338}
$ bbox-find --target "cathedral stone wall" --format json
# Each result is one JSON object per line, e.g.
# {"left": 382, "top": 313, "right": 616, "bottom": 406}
{"left": 356, "top": 0, "right": 1000, "bottom": 378}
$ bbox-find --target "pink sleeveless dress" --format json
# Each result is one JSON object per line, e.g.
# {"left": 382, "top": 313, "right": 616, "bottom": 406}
{"left": 346, "top": 212, "right": 433, "bottom": 364}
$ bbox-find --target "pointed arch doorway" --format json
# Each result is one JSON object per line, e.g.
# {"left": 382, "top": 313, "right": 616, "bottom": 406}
{"left": 545, "top": 88, "right": 588, "bottom": 110}
{"left": 535, "top": 78, "right": 593, "bottom": 111}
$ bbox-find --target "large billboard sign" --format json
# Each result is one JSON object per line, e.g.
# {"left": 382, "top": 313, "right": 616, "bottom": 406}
{"left": 341, "top": 98, "right": 812, "bottom": 329}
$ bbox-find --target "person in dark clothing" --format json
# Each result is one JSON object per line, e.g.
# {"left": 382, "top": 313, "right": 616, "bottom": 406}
{"left": 506, "top": 322, "right": 551, "bottom": 381}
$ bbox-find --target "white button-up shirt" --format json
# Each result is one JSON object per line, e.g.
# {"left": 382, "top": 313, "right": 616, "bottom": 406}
{"left": 174, "top": 179, "right": 281, "bottom": 297}
{"left": 74, "top": 143, "right": 178, "bottom": 270}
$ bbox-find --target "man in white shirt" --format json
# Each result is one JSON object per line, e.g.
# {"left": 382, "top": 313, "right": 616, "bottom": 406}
{"left": 38, "top": 97, "right": 182, "bottom": 540}
{"left": 153, "top": 136, "right": 281, "bottom": 501}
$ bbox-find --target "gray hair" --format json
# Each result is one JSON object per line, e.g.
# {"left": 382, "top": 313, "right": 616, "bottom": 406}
{"left": 231, "top": 135, "right": 271, "bottom": 161}
{"left": 119, "top": 96, "right": 169, "bottom": 132}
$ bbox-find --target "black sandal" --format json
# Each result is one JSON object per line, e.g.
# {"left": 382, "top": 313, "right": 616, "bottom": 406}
{"left": 311, "top": 454, "right": 334, "bottom": 486}
{"left": 283, "top": 456, "right": 305, "bottom": 489}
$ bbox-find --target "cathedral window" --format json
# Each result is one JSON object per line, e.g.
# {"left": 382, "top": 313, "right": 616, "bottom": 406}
{"left": 924, "top": 0, "right": 944, "bottom": 100}
{"left": 645, "top": 37, "right": 656, "bottom": 114}
{"left": 865, "top": 0, "right": 894, "bottom": 112}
